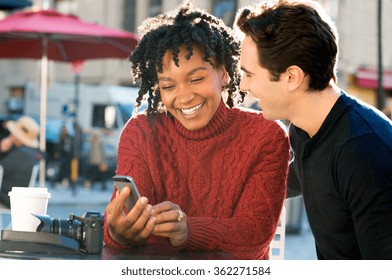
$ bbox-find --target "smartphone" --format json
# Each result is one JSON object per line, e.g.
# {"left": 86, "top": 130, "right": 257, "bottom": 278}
{"left": 112, "top": 175, "right": 141, "bottom": 211}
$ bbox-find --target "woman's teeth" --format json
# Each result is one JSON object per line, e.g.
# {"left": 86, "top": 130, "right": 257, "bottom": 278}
{"left": 180, "top": 103, "right": 203, "bottom": 115}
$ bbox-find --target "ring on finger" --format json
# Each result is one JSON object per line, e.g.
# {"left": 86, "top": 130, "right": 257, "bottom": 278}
{"left": 177, "top": 210, "right": 185, "bottom": 222}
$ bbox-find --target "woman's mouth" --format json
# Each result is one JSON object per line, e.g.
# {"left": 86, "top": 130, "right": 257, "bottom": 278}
{"left": 179, "top": 103, "right": 204, "bottom": 115}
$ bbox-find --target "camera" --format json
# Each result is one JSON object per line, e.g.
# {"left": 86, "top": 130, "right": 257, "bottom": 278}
{"left": 34, "top": 211, "right": 104, "bottom": 254}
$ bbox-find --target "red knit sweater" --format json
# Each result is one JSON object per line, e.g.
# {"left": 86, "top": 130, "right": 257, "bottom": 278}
{"left": 104, "top": 100, "right": 290, "bottom": 259}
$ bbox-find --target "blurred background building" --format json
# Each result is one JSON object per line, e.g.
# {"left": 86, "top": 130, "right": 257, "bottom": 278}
{"left": 0, "top": 0, "right": 391, "bottom": 118}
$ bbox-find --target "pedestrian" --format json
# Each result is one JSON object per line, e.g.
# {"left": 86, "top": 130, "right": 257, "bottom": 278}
{"left": 56, "top": 124, "right": 73, "bottom": 188}
{"left": 236, "top": 0, "right": 392, "bottom": 259}
{"left": 0, "top": 116, "right": 43, "bottom": 208}
{"left": 104, "top": 0, "right": 290, "bottom": 259}
{"left": 84, "top": 132, "right": 107, "bottom": 190}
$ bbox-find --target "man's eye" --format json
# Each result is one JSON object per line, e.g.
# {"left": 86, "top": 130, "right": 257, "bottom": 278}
{"left": 241, "top": 70, "right": 252, "bottom": 78}
{"left": 242, "top": 72, "right": 252, "bottom": 78}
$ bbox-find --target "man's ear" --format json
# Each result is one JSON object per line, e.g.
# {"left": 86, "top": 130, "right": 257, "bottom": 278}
{"left": 285, "top": 65, "right": 305, "bottom": 91}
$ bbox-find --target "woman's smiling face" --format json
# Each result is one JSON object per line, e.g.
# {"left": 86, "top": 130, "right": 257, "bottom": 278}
{"left": 157, "top": 45, "right": 227, "bottom": 131}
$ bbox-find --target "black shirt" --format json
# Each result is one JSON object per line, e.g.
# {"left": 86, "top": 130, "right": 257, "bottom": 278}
{"left": 289, "top": 92, "right": 392, "bottom": 259}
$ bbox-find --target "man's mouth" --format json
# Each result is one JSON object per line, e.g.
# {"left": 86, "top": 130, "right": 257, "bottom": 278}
{"left": 179, "top": 103, "right": 204, "bottom": 115}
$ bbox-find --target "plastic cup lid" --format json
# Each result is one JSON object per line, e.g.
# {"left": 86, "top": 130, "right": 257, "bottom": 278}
{"left": 8, "top": 186, "right": 51, "bottom": 198}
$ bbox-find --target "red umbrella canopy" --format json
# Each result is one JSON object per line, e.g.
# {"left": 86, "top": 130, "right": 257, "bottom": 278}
{"left": 0, "top": 9, "right": 139, "bottom": 61}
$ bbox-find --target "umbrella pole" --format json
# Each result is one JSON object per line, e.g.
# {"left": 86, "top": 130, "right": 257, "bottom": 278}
{"left": 39, "top": 36, "right": 48, "bottom": 188}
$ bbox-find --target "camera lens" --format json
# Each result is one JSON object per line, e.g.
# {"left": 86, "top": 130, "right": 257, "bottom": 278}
{"left": 50, "top": 218, "right": 82, "bottom": 241}
{"left": 35, "top": 215, "right": 83, "bottom": 242}
{"left": 34, "top": 212, "right": 103, "bottom": 254}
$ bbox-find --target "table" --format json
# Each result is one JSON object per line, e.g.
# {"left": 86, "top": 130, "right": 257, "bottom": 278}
{"left": 0, "top": 244, "right": 233, "bottom": 260}
{"left": 0, "top": 230, "right": 233, "bottom": 260}
{"left": 102, "top": 244, "right": 233, "bottom": 260}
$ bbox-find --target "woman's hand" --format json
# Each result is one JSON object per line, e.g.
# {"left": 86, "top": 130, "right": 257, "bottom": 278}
{"left": 151, "top": 201, "right": 188, "bottom": 247}
{"left": 106, "top": 187, "right": 155, "bottom": 246}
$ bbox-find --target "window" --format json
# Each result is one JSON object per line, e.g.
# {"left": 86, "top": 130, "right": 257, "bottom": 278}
{"left": 123, "top": 0, "right": 137, "bottom": 32}
{"left": 212, "top": 0, "right": 237, "bottom": 26}
{"left": 6, "top": 86, "right": 25, "bottom": 115}
{"left": 92, "top": 104, "right": 117, "bottom": 129}
{"left": 53, "top": 0, "right": 77, "bottom": 14}
{"left": 149, "top": 0, "right": 162, "bottom": 17}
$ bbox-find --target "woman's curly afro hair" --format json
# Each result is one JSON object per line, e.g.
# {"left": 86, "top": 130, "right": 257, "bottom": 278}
{"left": 130, "top": 0, "right": 245, "bottom": 118}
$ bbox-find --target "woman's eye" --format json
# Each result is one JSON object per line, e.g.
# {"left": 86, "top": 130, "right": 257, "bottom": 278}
{"left": 190, "top": 77, "right": 204, "bottom": 83}
{"left": 161, "top": 85, "right": 174, "bottom": 90}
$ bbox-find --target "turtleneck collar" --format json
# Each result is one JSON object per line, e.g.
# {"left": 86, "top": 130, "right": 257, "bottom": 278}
{"left": 173, "top": 99, "right": 235, "bottom": 141}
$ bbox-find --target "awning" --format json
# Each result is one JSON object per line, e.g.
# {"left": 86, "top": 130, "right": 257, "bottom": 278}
{"left": 355, "top": 68, "right": 392, "bottom": 90}
{"left": 0, "top": 0, "right": 32, "bottom": 10}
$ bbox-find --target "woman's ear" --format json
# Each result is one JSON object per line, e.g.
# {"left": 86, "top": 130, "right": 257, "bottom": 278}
{"left": 285, "top": 65, "right": 305, "bottom": 91}
{"left": 220, "top": 67, "right": 229, "bottom": 86}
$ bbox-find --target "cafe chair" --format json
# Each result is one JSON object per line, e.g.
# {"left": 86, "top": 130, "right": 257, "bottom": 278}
{"left": 28, "top": 164, "right": 40, "bottom": 188}
{"left": 0, "top": 163, "right": 39, "bottom": 230}
{"left": 0, "top": 163, "right": 39, "bottom": 189}
{"left": 0, "top": 165, "right": 11, "bottom": 229}
{"left": 0, "top": 164, "right": 4, "bottom": 204}
{"left": 270, "top": 205, "right": 286, "bottom": 260}
{"left": 0, "top": 164, "right": 3, "bottom": 191}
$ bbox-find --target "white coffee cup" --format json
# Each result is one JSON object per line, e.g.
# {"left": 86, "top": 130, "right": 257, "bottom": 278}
{"left": 8, "top": 187, "right": 51, "bottom": 232}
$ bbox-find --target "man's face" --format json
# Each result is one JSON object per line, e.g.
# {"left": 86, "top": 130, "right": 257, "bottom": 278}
{"left": 240, "top": 36, "right": 292, "bottom": 121}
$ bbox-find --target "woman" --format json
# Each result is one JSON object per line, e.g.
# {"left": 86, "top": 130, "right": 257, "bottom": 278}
{"left": 104, "top": 1, "right": 289, "bottom": 260}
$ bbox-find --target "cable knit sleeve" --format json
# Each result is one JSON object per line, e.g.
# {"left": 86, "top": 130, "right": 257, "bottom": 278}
{"left": 103, "top": 114, "right": 158, "bottom": 248}
{"left": 182, "top": 118, "right": 289, "bottom": 259}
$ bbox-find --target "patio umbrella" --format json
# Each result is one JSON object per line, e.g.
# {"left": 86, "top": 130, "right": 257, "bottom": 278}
{"left": 0, "top": 9, "right": 139, "bottom": 187}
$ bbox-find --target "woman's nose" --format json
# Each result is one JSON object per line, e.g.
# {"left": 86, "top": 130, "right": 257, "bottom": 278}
{"left": 176, "top": 86, "right": 195, "bottom": 104}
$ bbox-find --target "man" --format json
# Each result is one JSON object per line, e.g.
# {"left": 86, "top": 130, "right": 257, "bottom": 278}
{"left": 236, "top": 0, "right": 392, "bottom": 259}
{"left": 0, "top": 116, "right": 43, "bottom": 208}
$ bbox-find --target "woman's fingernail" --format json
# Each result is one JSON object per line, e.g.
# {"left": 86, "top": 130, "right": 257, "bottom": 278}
{"left": 140, "top": 197, "right": 147, "bottom": 205}
{"left": 121, "top": 187, "right": 130, "bottom": 194}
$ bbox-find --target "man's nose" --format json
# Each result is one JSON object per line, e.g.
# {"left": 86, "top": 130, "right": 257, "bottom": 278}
{"left": 239, "top": 76, "right": 249, "bottom": 93}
